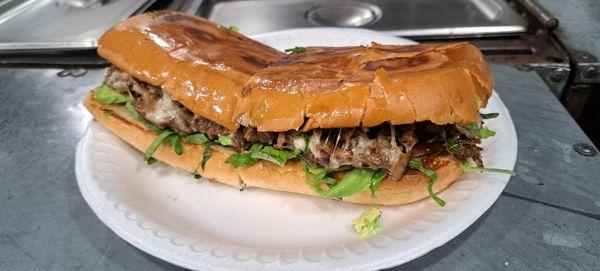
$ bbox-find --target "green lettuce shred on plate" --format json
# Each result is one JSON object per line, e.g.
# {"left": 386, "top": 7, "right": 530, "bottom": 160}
{"left": 460, "top": 158, "right": 516, "bottom": 176}
{"left": 352, "top": 206, "right": 382, "bottom": 237}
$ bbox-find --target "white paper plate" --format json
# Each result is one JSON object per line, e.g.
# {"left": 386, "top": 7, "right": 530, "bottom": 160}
{"left": 75, "top": 28, "right": 517, "bottom": 271}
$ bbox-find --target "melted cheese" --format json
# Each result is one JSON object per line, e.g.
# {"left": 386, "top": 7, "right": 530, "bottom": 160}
{"left": 293, "top": 137, "right": 306, "bottom": 151}
{"left": 308, "top": 132, "right": 323, "bottom": 159}
{"left": 146, "top": 95, "right": 186, "bottom": 129}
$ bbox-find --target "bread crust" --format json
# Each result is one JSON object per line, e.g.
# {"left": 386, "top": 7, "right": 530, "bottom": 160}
{"left": 235, "top": 43, "right": 494, "bottom": 132}
{"left": 97, "top": 12, "right": 284, "bottom": 131}
{"left": 84, "top": 93, "right": 464, "bottom": 205}
{"left": 98, "top": 12, "right": 492, "bottom": 133}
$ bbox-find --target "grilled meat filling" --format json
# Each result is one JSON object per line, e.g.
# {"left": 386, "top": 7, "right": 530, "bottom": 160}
{"left": 303, "top": 126, "right": 416, "bottom": 178}
{"left": 105, "top": 67, "right": 482, "bottom": 177}
{"left": 105, "top": 67, "right": 231, "bottom": 137}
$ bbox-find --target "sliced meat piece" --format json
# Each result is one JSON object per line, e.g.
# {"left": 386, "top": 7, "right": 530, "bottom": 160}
{"left": 412, "top": 143, "right": 445, "bottom": 157}
{"left": 242, "top": 127, "right": 275, "bottom": 145}
{"left": 105, "top": 67, "right": 232, "bottom": 139}
{"left": 443, "top": 125, "right": 482, "bottom": 162}
{"left": 306, "top": 126, "right": 415, "bottom": 178}
{"left": 105, "top": 67, "right": 133, "bottom": 93}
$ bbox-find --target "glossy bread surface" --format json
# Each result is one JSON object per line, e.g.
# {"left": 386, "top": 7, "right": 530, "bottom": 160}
{"left": 98, "top": 12, "right": 284, "bottom": 131}
{"left": 98, "top": 12, "right": 493, "bottom": 133}
{"left": 235, "top": 43, "right": 494, "bottom": 131}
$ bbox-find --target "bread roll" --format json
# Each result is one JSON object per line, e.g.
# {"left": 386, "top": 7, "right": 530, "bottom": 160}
{"left": 98, "top": 12, "right": 493, "bottom": 134}
{"left": 234, "top": 43, "right": 494, "bottom": 132}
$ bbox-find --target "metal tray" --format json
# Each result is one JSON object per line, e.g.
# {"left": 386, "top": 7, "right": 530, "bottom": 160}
{"left": 0, "top": 0, "right": 154, "bottom": 53}
{"left": 199, "top": 0, "right": 528, "bottom": 38}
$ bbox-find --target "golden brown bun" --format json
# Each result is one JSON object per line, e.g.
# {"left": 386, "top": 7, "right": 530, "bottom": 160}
{"left": 235, "top": 43, "right": 494, "bottom": 132}
{"left": 84, "top": 93, "right": 464, "bottom": 205}
{"left": 97, "top": 12, "right": 284, "bottom": 131}
{"left": 98, "top": 12, "right": 492, "bottom": 133}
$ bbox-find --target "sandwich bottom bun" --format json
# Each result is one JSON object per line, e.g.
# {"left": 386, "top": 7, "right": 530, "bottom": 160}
{"left": 84, "top": 93, "right": 464, "bottom": 205}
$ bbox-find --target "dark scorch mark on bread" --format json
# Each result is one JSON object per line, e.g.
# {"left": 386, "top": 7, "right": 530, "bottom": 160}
{"left": 163, "top": 14, "right": 204, "bottom": 25}
{"left": 184, "top": 28, "right": 215, "bottom": 41}
{"left": 362, "top": 55, "right": 430, "bottom": 71}
{"left": 241, "top": 55, "right": 270, "bottom": 69}
{"left": 241, "top": 86, "right": 251, "bottom": 97}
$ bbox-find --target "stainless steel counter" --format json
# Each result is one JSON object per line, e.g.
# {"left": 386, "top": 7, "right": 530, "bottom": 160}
{"left": 538, "top": 0, "right": 600, "bottom": 64}
{"left": 202, "top": 0, "right": 527, "bottom": 37}
{"left": 0, "top": 64, "right": 598, "bottom": 270}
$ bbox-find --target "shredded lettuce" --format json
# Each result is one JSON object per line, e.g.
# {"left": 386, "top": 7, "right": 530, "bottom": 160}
{"left": 201, "top": 142, "right": 212, "bottom": 170}
{"left": 370, "top": 171, "right": 387, "bottom": 198}
{"left": 217, "top": 134, "right": 234, "bottom": 146}
{"left": 167, "top": 134, "right": 183, "bottom": 155}
{"left": 445, "top": 137, "right": 461, "bottom": 152}
{"left": 284, "top": 46, "right": 306, "bottom": 53}
{"left": 408, "top": 157, "right": 446, "bottom": 207}
{"left": 352, "top": 207, "right": 382, "bottom": 237}
{"left": 313, "top": 168, "right": 374, "bottom": 198}
{"left": 480, "top": 112, "right": 499, "bottom": 119}
{"left": 191, "top": 162, "right": 202, "bottom": 179}
{"left": 461, "top": 159, "right": 516, "bottom": 176}
{"left": 124, "top": 100, "right": 140, "bottom": 118}
{"left": 225, "top": 144, "right": 300, "bottom": 168}
{"left": 227, "top": 26, "right": 239, "bottom": 33}
{"left": 146, "top": 157, "right": 157, "bottom": 165}
{"left": 225, "top": 152, "right": 258, "bottom": 168}
{"left": 460, "top": 123, "right": 496, "bottom": 139}
{"left": 190, "top": 142, "right": 212, "bottom": 178}
{"left": 440, "top": 131, "right": 458, "bottom": 152}
{"left": 94, "top": 84, "right": 129, "bottom": 104}
{"left": 253, "top": 146, "right": 301, "bottom": 166}
{"left": 304, "top": 164, "right": 387, "bottom": 199}
{"left": 183, "top": 133, "right": 211, "bottom": 176}
{"left": 304, "top": 163, "right": 350, "bottom": 187}
{"left": 185, "top": 133, "right": 210, "bottom": 145}
{"left": 93, "top": 84, "right": 215, "bottom": 167}
{"left": 94, "top": 84, "right": 160, "bottom": 132}
{"left": 124, "top": 101, "right": 161, "bottom": 132}
{"left": 408, "top": 157, "right": 438, "bottom": 180}
{"left": 427, "top": 182, "right": 445, "bottom": 207}
{"left": 441, "top": 131, "right": 461, "bottom": 153}
{"left": 144, "top": 130, "right": 174, "bottom": 165}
